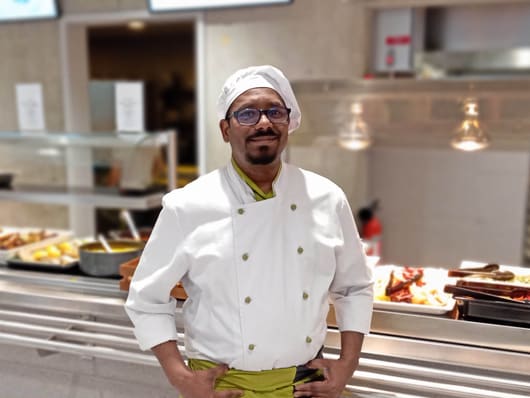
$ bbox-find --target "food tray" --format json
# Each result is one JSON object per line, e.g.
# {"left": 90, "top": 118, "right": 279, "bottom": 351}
{"left": 0, "top": 227, "right": 72, "bottom": 264}
{"left": 374, "top": 299, "right": 456, "bottom": 315}
{"left": 373, "top": 265, "right": 456, "bottom": 314}
{"left": 7, "top": 236, "right": 90, "bottom": 271}
{"left": 458, "top": 298, "right": 530, "bottom": 328}
{"left": 6, "top": 258, "right": 79, "bottom": 272}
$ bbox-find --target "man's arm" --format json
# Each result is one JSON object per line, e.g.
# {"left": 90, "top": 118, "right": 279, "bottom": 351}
{"left": 338, "top": 330, "right": 364, "bottom": 369}
{"left": 152, "top": 341, "right": 243, "bottom": 398}
{"left": 152, "top": 340, "right": 191, "bottom": 388}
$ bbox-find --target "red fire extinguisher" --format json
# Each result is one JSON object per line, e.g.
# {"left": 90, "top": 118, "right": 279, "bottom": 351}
{"left": 357, "top": 200, "right": 382, "bottom": 257}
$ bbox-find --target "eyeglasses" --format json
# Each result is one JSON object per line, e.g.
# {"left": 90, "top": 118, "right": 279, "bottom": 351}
{"left": 227, "top": 107, "right": 291, "bottom": 126}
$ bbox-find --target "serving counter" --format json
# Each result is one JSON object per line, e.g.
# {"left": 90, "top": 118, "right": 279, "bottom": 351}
{"left": 0, "top": 267, "right": 528, "bottom": 398}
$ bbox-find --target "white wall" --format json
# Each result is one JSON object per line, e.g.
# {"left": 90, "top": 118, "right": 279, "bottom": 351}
{"left": 369, "top": 147, "right": 529, "bottom": 267}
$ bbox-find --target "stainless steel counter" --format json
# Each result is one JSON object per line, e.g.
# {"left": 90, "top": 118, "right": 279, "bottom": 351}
{"left": 0, "top": 267, "right": 528, "bottom": 398}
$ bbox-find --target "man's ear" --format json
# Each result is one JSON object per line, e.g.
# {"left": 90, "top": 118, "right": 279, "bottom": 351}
{"left": 219, "top": 119, "right": 230, "bottom": 143}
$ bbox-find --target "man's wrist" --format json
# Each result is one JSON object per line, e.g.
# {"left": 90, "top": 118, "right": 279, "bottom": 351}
{"left": 167, "top": 365, "right": 193, "bottom": 388}
{"left": 338, "top": 355, "right": 359, "bottom": 370}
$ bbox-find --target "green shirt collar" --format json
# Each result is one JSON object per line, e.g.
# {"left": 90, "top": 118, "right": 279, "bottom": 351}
{"left": 231, "top": 158, "right": 280, "bottom": 201}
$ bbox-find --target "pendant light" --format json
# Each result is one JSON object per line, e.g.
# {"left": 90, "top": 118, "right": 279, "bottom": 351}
{"left": 338, "top": 102, "right": 372, "bottom": 151}
{"left": 451, "top": 98, "right": 490, "bottom": 151}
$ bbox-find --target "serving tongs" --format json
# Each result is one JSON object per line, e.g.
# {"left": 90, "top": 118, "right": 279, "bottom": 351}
{"left": 447, "top": 263, "right": 515, "bottom": 281}
{"left": 444, "top": 284, "right": 530, "bottom": 305}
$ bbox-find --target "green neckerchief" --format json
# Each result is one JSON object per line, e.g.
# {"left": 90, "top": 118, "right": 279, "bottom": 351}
{"left": 231, "top": 158, "right": 280, "bottom": 201}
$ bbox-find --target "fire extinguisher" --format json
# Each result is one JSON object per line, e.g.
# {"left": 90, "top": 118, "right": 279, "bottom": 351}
{"left": 357, "top": 200, "right": 382, "bottom": 257}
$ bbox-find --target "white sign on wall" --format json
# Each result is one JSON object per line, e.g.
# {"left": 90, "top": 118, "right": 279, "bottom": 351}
{"left": 115, "top": 82, "right": 145, "bottom": 132}
{"left": 15, "top": 83, "right": 46, "bottom": 132}
{"left": 149, "top": 0, "right": 292, "bottom": 12}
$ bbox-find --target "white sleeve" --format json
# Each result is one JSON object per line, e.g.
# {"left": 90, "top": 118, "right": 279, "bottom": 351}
{"left": 329, "top": 193, "right": 374, "bottom": 335}
{"left": 124, "top": 195, "right": 189, "bottom": 350}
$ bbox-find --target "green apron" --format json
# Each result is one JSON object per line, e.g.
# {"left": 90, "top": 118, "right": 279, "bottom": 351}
{"left": 188, "top": 358, "right": 320, "bottom": 398}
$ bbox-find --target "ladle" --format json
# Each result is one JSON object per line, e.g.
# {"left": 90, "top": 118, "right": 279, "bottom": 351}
{"left": 97, "top": 234, "right": 113, "bottom": 253}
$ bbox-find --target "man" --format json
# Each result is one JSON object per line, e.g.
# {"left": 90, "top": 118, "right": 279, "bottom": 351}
{"left": 125, "top": 65, "right": 374, "bottom": 398}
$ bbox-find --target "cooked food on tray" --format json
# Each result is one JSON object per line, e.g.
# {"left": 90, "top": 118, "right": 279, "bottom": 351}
{"left": 0, "top": 229, "right": 57, "bottom": 250}
{"left": 374, "top": 265, "right": 452, "bottom": 307}
{"left": 29, "top": 240, "right": 81, "bottom": 265}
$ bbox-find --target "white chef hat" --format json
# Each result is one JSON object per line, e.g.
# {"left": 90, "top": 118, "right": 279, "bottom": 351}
{"left": 216, "top": 65, "right": 301, "bottom": 134}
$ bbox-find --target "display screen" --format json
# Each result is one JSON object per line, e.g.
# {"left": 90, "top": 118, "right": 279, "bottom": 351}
{"left": 0, "top": 0, "right": 59, "bottom": 22}
{"left": 148, "top": 0, "right": 292, "bottom": 12}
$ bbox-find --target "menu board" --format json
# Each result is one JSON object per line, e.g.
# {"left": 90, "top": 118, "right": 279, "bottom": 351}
{"left": 0, "top": 0, "right": 59, "bottom": 22}
{"left": 148, "top": 0, "right": 292, "bottom": 12}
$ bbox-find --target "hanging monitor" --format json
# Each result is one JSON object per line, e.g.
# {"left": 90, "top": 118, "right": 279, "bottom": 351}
{"left": 148, "top": 0, "right": 293, "bottom": 12}
{"left": 0, "top": 0, "right": 59, "bottom": 22}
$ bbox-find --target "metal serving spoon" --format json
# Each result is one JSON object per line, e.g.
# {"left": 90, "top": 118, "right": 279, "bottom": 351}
{"left": 97, "top": 234, "right": 113, "bottom": 253}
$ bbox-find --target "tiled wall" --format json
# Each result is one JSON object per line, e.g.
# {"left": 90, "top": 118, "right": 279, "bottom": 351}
{"left": 203, "top": 0, "right": 368, "bottom": 172}
{"left": 0, "top": 21, "right": 62, "bottom": 131}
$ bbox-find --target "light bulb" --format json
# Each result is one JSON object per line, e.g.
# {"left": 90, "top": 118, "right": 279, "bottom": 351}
{"left": 127, "top": 20, "right": 146, "bottom": 31}
{"left": 337, "top": 102, "right": 372, "bottom": 151}
{"left": 451, "top": 99, "right": 489, "bottom": 152}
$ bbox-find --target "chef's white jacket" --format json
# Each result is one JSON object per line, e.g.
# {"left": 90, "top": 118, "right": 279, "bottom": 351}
{"left": 125, "top": 162, "right": 373, "bottom": 371}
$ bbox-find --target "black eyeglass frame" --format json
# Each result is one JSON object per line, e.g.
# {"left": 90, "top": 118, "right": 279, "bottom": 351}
{"left": 226, "top": 107, "right": 292, "bottom": 126}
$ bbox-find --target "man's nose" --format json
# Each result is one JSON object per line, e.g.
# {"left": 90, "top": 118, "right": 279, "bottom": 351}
{"left": 255, "top": 112, "right": 272, "bottom": 127}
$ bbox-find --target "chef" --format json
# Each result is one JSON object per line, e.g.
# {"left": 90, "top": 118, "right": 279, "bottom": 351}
{"left": 125, "top": 65, "right": 374, "bottom": 398}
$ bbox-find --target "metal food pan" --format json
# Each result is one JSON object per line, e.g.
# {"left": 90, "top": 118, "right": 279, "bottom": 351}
{"left": 458, "top": 298, "right": 530, "bottom": 328}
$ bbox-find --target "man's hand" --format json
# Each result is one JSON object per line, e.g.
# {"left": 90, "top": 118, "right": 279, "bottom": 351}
{"left": 151, "top": 341, "right": 242, "bottom": 398}
{"left": 175, "top": 364, "right": 243, "bottom": 398}
{"left": 293, "top": 358, "right": 355, "bottom": 398}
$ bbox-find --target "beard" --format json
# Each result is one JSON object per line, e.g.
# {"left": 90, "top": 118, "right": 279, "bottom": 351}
{"left": 246, "top": 147, "right": 277, "bottom": 165}
{"left": 245, "top": 128, "right": 280, "bottom": 165}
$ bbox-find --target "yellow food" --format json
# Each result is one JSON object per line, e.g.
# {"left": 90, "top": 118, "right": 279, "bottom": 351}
{"left": 46, "top": 245, "right": 62, "bottom": 258}
{"left": 30, "top": 240, "right": 82, "bottom": 265}
{"left": 32, "top": 249, "right": 49, "bottom": 261}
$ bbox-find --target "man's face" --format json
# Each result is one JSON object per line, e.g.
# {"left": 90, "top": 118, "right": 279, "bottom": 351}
{"left": 220, "top": 88, "right": 289, "bottom": 167}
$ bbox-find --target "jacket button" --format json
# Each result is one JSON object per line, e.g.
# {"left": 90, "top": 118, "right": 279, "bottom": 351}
{"left": 306, "top": 336, "right": 312, "bottom": 343}
{"left": 244, "top": 296, "right": 252, "bottom": 304}
{"left": 238, "top": 208, "right": 245, "bottom": 215}
{"left": 242, "top": 253, "right": 249, "bottom": 261}
{"left": 248, "top": 344, "right": 256, "bottom": 351}
{"left": 290, "top": 204, "right": 297, "bottom": 211}
{"left": 297, "top": 246, "right": 304, "bottom": 254}
{"left": 302, "top": 292, "right": 309, "bottom": 300}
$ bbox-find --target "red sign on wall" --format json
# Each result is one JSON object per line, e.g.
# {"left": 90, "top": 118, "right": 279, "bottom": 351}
{"left": 385, "top": 35, "right": 411, "bottom": 46}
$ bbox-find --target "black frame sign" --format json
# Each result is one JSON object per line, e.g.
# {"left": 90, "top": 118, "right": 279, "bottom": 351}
{"left": 148, "top": 0, "right": 293, "bottom": 13}
{"left": 0, "top": 0, "right": 60, "bottom": 23}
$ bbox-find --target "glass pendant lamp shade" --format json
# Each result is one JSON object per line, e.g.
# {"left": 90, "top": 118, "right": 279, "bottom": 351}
{"left": 451, "top": 99, "right": 490, "bottom": 151}
{"left": 338, "top": 102, "right": 372, "bottom": 151}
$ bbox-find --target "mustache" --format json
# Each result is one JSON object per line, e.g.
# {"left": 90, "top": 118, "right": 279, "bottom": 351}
{"left": 247, "top": 128, "right": 278, "bottom": 140}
